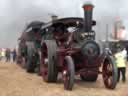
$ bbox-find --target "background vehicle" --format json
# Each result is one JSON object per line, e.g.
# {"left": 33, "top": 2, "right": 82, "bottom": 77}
{"left": 17, "top": 21, "right": 45, "bottom": 74}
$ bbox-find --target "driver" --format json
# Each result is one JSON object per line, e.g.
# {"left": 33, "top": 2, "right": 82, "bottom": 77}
{"left": 53, "top": 24, "right": 70, "bottom": 46}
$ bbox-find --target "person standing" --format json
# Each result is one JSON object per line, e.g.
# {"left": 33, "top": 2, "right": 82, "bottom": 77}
{"left": 1, "top": 49, "right": 5, "bottom": 60}
{"left": 5, "top": 48, "right": 11, "bottom": 62}
{"left": 12, "top": 49, "right": 17, "bottom": 62}
{"left": 115, "top": 47, "right": 127, "bottom": 82}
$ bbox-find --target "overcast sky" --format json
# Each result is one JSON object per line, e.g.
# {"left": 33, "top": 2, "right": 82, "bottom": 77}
{"left": 0, "top": 0, "right": 127, "bottom": 48}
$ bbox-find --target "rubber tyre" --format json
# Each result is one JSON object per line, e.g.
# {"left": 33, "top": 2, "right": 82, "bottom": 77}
{"left": 36, "top": 58, "right": 41, "bottom": 76}
{"left": 63, "top": 56, "right": 75, "bottom": 90}
{"left": 36, "top": 64, "right": 41, "bottom": 76}
{"left": 26, "top": 43, "right": 36, "bottom": 73}
{"left": 34, "top": 53, "right": 41, "bottom": 76}
{"left": 41, "top": 40, "right": 58, "bottom": 82}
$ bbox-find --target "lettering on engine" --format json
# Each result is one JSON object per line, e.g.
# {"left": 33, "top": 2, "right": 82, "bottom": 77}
{"left": 81, "top": 32, "right": 95, "bottom": 38}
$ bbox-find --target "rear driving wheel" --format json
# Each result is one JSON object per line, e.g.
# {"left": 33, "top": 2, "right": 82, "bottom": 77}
{"left": 102, "top": 56, "right": 117, "bottom": 89}
{"left": 41, "top": 40, "right": 58, "bottom": 82}
{"left": 63, "top": 56, "right": 75, "bottom": 90}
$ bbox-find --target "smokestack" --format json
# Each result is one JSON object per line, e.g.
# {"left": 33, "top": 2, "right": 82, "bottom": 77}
{"left": 82, "top": 3, "right": 94, "bottom": 32}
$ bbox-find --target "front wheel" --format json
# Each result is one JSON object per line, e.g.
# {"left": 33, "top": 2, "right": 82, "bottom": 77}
{"left": 102, "top": 56, "right": 117, "bottom": 89}
{"left": 63, "top": 56, "right": 75, "bottom": 91}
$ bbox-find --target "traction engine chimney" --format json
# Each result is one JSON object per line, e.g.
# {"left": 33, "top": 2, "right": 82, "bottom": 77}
{"left": 83, "top": 3, "right": 94, "bottom": 32}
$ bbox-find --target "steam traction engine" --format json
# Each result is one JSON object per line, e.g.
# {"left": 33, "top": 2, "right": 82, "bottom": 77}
{"left": 17, "top": 21, "right": 45, "bottom": 74}
{"left": 41, "top": 4, "right": 117, "bottom": 90}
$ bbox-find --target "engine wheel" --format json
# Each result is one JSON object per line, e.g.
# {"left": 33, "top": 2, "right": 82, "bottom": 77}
{"left": 102, "top": 56, "right": 117, "bottom": 89}
{"left": 36, "top": 54, "right": 42, "bottom": 76}
{"left": 41, "top": 40, "right": 58, "bottom": 82}
{"left": 16, "top": 52, "right": 27, "bottom": 68}
{"left": 16, "top": 56, "right": 23, "bottom": 65}
{"left": 20, "top": 57, "right": 27, "bottom": 69}
{"left": 34, "top": 53, "right": 41, "bottom": 75}
{"left": 63, "top": 56, "right": 75, "bottom": 90}
{"left": 26, "top": 43, "right": 36, "bottom": 73}
{"left": 36, "top": 63, "right": 41, "bottom": 76}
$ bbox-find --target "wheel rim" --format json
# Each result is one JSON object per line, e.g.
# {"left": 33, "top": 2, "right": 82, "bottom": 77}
{"left": 103, "top": 60, "right": 113, "bottom": 88}
{"left": 41, "top": 44, "right": 48, "bottom": 81}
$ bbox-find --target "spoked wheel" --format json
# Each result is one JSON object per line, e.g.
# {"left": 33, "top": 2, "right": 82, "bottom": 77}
{"left": 102, "top": 56, "right": 117, "bottom": 89}
{"left": 41, "top": 40, "right": 58, "bottom": 82}
{"left": 63, "top": 56, "right": 75, "bottom": 91}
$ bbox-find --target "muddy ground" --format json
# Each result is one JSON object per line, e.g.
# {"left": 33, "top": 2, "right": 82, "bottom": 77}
{"left": 0, "top": 61, "right": 128, "bottom": 96}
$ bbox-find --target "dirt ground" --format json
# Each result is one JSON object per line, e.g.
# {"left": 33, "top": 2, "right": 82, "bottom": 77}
{"left": 0, "top": 61, "right": 128, "bottom": 96}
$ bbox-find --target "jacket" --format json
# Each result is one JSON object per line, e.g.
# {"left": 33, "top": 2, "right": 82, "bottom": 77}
{"left": 115, "top": 50, "right": 127, "bottom": 68}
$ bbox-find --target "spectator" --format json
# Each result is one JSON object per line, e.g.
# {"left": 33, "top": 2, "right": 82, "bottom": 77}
{"left": 1, "top": 49, "right": 5, "bottom": 60}
{"left": 6, "top": 48, "right": 11, "bottom": 62}
{"left": 115, "top": 47, "right": 127, "bottom": 83}
{"left": 12, "top": 49, "right": 17, "bottom": 62}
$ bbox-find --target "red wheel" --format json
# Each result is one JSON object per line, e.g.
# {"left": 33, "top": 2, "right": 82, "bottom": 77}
{"left": 102, "top": 56, "right": 117, "bottom": 89}
{"left": 63, "top": 56, "right": 75, "bottom": 90}
{"left": 41, "top": 40, "right": 58, "bottom": 82}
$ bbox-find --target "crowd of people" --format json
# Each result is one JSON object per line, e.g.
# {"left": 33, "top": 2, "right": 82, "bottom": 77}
{"left": 0, "top": 48, "right": 17, "bottom": 62}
